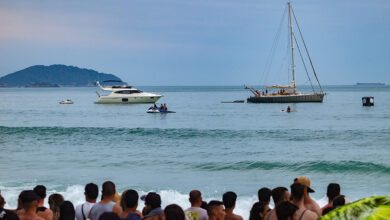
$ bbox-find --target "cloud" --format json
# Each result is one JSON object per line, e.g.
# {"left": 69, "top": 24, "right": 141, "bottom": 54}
{"left": 0, "top": 6, "right": 183, "bottom": 51}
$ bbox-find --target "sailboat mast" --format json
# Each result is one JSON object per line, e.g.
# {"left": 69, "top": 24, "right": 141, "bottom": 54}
{"left": 288, "top": 2, "right": 296, "bottom": 93}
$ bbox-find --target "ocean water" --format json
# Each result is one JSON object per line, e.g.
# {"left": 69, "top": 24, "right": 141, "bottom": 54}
{"left": 0, "top": 85, "right": 389, "bottom": 218}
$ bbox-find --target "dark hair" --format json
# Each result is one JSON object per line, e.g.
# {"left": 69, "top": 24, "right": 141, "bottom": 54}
{"left": 85, "top": 183, "right": 99, "bottom": 200}
{"left": 122, "top": 189, "right": 139, "bottom": 209}
{"left": 33, "top": 185, "right": 47, "bottom": 199}
{"left": 327, "top": 183, "right": 340, "bottom": 201}
{"left": 145, "top": 192, "right": 161, "bottom": 209}
{"left": 249, "top": 202, "right": 268, "bottom": 220}
{"left": 222, "top": 191, "right": 237, "bottom": 209}
{"left": 271, "top": 187, "right": 288, "bottom": 206}
{"left": 201, "top": 201, "right": 208, "bottom": 210}
{"left": 207, "top": 200, "right": 224, "bottom": 216}
{"left": 275, "top": 201, "right": 298, "bottom": 220}
{"left": 102, "top": 181, "right": 116, "bottom": 197}
{"left": 59, "top": 201, "right": 75, "bottom": 220}
{"left": 322, "top": 195, "right": 346, "bottom": 215}
{"left": 333, "top": 195, "right": 346, "bottom": 207}
{"left": 48, "top": 193, "right": 64, "bottom": 214}
{"left": 258, "top": 188, "right": 271, "bottom": 203}
{"left": 189, "top": 190, "right": 202, "bottom": 204}
{"left": 164, "top": 204, "right": 186, "bottom": 220}
{"left": 99, "top": 212, "right": 121, "bottom": 220}
{"left": 290, "top": 183, "right": 305, "bottom": 201}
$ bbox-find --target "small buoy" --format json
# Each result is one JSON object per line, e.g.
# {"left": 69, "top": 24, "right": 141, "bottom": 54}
{"left": 362, "top": 96, "right": 374, "bottom": 106}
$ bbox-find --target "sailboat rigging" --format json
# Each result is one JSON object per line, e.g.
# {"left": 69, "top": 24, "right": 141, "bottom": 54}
{"left": 246, "top": 2, "right": 325, "bottom": 103}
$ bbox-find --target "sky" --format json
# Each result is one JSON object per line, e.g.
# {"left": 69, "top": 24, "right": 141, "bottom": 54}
{"left": 0, "top": 0, "right": 389, "bottom": 86}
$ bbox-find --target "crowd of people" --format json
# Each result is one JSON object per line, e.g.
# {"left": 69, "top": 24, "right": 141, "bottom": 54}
{"left": 0, "top": 176, "right": 346, "bottom": 220}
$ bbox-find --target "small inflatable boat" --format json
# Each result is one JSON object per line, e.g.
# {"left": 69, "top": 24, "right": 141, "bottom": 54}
{"left": 59, "top": 99, "right": 74, "bottom": 104}
{"left": 147, "top": 109, "right": 176, "bottom": 113}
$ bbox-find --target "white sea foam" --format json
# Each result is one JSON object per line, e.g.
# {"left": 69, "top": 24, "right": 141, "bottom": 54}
{"left": 1, "top": 185, "right": 331, "bottom": 220}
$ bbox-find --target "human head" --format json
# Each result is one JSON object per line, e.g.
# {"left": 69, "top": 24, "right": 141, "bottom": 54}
{"left": 271, "top": 187, "right": 289, "bottom": 206}
{"left": 332, "top": 195, "right": 346, "bottom": 208}
{"left": 85, "top": 183, "right": 99, "bottom": 201}
{"left": 290, "top": 183, "right": 305, "bottom": 202}
{"left": 222, "top": 191, "right": 237, "bottom": 209}
{"left": 257, "top": 188, "right": 271, "bottom": 203}
{"left": 201, "top": 201, "right": 208, "bottom": 210}
{"left": 164, "top": 204, "right": 186, "bottom": 220}
{"left": 121, "top": 189, "right": 139, "bottom": 210}
{"left": 48, "top": 193, "right": 64, "bottom": 213}
{"left": 249, "top": 202, "right": 270, "bottom": 220}
{"left": 326, "top": 183, "right": 340, "bottom": 201}
{"left": 189, "top": 190, "right": 202, "bottom": 206}
{"left": 102, "top": 181, "right": 116, "bottom": 199}
{"left": 293, "top": 176, "right": 315, "bottom": 193}
{"left": 33, "top": 185, "right": 47, "bottom": 203}
{"left": 207, "top": 200, "right": 225, "bottom": 220}
{"left": 20, "top": 190, "right": 40, "bottom": 210}
{"left": 59, "top": 201, "right": 75, "bottom": 220}
{"left": 144, "top": 192, "right": 161, "bottom": 209}
{"left": 275, "top": 201, "right": 298, "bottom": 220}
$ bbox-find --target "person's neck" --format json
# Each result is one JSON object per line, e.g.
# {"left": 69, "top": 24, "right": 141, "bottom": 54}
{"left": 191, "top": 202, "right": 201, "bottom": 208}
{"left": 124, "top": 207, "right": 137, "bottom": 214}
{"left": 101, "top": 197, "right": 113, "bottom": 204}
{"left": 293, "top": 199, "right": 305, "bottom": 209}
{"left": 25, "top": 208, "right": 38, "bottom": 215}
{"left": 86, "top": 198, "right": 96, "bottom": 203}
{"left": 303, "top": 194, "right": 311, "bottom": 203}
{"left": 225, "top": 208, "right": 234, "bottom": 215}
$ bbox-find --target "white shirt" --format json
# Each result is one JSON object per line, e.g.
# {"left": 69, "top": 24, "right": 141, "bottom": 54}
{"left": 185, "top": 207, "right": 208, "bottom": 220}
{"left": 75, "top": 201, "right": 96, "bottom": 220}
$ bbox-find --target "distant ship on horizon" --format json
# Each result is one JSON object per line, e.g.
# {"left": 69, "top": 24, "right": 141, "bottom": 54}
{"left": 356, "top": 83, "right": 386, "bottom": 86}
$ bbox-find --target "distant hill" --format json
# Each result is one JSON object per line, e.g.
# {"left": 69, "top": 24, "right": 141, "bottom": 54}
{"left": 0, "top": 64, "right": 122, "bottom": 87}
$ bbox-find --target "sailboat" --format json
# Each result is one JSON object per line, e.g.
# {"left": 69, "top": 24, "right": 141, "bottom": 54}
{"left": 246, "top": 2, "right": 325, "bottom": 103}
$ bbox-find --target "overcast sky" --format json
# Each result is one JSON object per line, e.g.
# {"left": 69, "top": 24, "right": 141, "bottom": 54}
{"left": 0, "top": 0, "right": 389, "bottom": 85}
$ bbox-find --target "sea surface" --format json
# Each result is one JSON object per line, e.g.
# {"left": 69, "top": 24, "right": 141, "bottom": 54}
{"left": 0, "top": 85, "right": 389, "bottom": 218}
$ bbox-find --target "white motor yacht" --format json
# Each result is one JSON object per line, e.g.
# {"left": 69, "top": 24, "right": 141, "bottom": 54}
{"left": 95, "top": 81, "right": 162, "bottom": 104}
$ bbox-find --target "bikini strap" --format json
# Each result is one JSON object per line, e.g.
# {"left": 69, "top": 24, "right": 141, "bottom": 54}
{"left": 299, "top": 209, "right": 308, "bottom": 220}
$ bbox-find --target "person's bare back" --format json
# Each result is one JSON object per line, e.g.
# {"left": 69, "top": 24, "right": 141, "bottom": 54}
{"left": 293, "top": 208, "right": 317, "bottom": 220}
{"left": 17, "top": 209, "right": 45, "bottom": 220}
{"left": 37, "top": 207, "right": 53, "bottom": 220}
{"left": 224, "top": 213, "right": 243, "bottom": 220}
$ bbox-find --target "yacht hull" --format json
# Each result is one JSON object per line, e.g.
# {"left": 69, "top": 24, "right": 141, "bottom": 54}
{"left": 95, "top": 95, "right": 162, "bottom": 104}
{"left": 247, "top": 93, "right": 325, "bottom": 103}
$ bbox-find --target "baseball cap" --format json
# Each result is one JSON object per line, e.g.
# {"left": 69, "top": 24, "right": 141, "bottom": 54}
{"left": 294, "top": 176, "right": 315, "bottom": 193}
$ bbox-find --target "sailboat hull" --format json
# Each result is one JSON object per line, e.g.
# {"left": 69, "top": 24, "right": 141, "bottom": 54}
{"left": 247, "top": 93, "right": 325, "bottom": 103}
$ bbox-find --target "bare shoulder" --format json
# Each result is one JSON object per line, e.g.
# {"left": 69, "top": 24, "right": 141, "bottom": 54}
{"left": 306, "top": 201, "right": 321, "bottom": 216}
{"left": 266, "top": 210, "right": 277, "bottom": 220}
{"left": 113, "top": 203, "right": 123, "bottom": 215}
{"left": 236, "top": 214, "right": 244, "bottom": 220}
{"left": 227, "top": 214, "right": 243, "bottom": 220}
{"left": 37, "top": 209, "right": 53, "bottom": 220}
{"left": 305, "top": 210, "right": 318, "bottom": 220}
